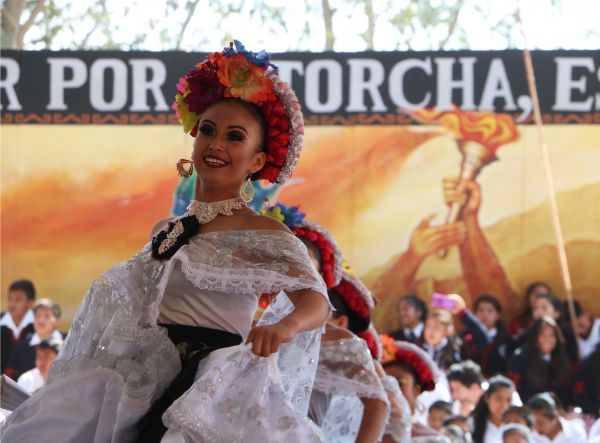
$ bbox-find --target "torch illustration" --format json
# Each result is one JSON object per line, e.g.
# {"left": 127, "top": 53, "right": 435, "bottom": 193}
{"left": 411, "top": 108, "right": 520, "bottom": 257}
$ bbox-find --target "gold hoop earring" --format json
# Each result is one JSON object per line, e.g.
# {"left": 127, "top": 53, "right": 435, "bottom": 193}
{"left": 239, "top": 177, "right": 254, "bottom": 203}
{"left": 176, "top": 159, "right": 194, "bottom": 178}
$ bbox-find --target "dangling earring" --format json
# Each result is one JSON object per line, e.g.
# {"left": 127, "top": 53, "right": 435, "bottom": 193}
{"left": 176, "top": 159, "right": 194, "bottom": 178}
{"left": 239, "top": 176, "right": 254, "bottom": 203}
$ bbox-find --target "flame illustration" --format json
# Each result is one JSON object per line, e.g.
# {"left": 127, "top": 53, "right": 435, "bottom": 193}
{"left": 411, "top": 108, "right": 520, "bottom": 152}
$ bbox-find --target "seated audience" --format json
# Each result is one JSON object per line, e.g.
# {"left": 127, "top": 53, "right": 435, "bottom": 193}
{"left": 422, "top": 309, "right": 462, "bottom": 370}
{"left": 508, "top": 317, "right": 573, "bottom": 406}
{"left": 1, "top": 280, "right": 36, "bottom": 374}
{"left": 17, "top": 337, "right": 61, "bottom": 394}
{"left": 509, "top": 282, "right": 552, "bottom": 339}
{"left": 572, "top": 342, "right": 600, "bottom": 417}
{"left": 471, "top": 375, "right": 515, "bottom": 443}
{"left": 564, "top": 300, "right": 600, "bottom": 359}
{"left": 501, "top": 423, "right": 533, "bottom": 443}
{"left": 527, "top": 393, "right": 586, "bottom": 443}
{"left": 4, "top": 299, "right": 63, "bottom": 380}
{"left": 389, "top": 295, "right": 427, "bottom": 343}
{"left": 447, "top": 360, "right": 485, "bottom": 417}
{"left": 428, "top": 400, "right": 453, "bottom": 431}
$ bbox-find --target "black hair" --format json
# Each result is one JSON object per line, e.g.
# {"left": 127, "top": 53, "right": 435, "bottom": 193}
{"left": 524, "top": 317, "right": 570, "bottom": 388}
{"left": 502, "top": 405, "right": 534, "bottom": 428}
{"left": 429, "top": 400, "right": 453, "bottom": 415}
{"left": 563, "top": 300, "right": 583, "bottom": 322}
{"left": 527, "top": 392, "right": 559, "bottom": 418}
{"left": 474, "top": 294, "right": 502, "bottom": 313}
{"left": 328, "top": 288, "right": 370, "bottom": 334}
{"left": 34, "top": 299, "right": 62, "bottom": 319}
{"left": 535, "top": 293, "right": 564, "bottom": 320}
{"left": 474, "top": 293, "right": 509, "bottom": 340}
{"left": 521, "top": 281, "right": 552, "bottom": 318}
{"left": 446, "top": 360, "right": 484, "bottom": 387}
{"left": 382, "top": 360, "right": 419, "bottom": 386}
{"left": 472, "top": 375, "right": 515, "bottom": 443}
{"left": 398, "top": 294, "right": 428, "bottom": 322}
{"left": 8, "top": 279, "right": 36, "bottom": 301}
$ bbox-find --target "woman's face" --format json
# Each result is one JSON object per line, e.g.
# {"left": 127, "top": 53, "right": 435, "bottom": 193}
{"left": 532, "top": 298, "right": 559, "bottom": 320}
{"left": 537, "top": 324, "right": 558, "bottom": 355}
{"left": 424, "top": 316, "right": 447, "bottom": 347}
{"left": 486, "top": 386, "right": 513, "bottom": 422}
{"left": 192, "top": 101, "right": 266, "bottom": 193}
{"left": 475, "top": 301, "right": 500, "bottom": 331}
{"left": 385, "top": 364, "right": 420, "bottom": 413}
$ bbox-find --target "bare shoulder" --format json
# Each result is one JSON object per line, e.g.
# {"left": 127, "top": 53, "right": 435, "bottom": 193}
{"left": 322, "top": 323, "right": 354, "bottom": 342}
{"left": 149, "top": 216, "right": 175, "bottom": 240}
{"left": 246, "top": 213, "right": 292, "bottom": 234}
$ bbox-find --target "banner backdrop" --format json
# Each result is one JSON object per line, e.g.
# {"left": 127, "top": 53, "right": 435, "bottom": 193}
{"left": 2, "top": 50, "right": 599, "bottom": 330}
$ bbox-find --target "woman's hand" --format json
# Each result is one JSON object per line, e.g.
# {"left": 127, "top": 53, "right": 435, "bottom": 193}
{"left": 246, "top": 317, "right": 299, "bottom": 357}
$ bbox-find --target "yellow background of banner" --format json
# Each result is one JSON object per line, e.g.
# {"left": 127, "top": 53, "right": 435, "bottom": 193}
{"left": 2, "top": 124, "right": 599, "bottom": 330}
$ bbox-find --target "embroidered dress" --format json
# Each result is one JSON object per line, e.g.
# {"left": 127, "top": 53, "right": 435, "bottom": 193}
{"left": 1, "top": 229, "right": 328, "bottom": 443}
{"left": 308, "top": 336, "right": 389, "bottom": 442}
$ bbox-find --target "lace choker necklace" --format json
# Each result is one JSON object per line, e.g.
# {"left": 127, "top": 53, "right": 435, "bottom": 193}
{"left": 152, "top": 198, "right": 246, "bottom": 260}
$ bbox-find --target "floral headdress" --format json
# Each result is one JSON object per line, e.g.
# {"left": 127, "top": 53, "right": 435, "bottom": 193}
{"left": 263, "top": 203, "right": 343, "bottom": 288}
{"left": 172, "top": 40, "right": 304, "bottom": 184}
{"left": 380, "top": 335, "right": 439, "bottom": 392}
{"left": 332, "top": 271, "right": 375, "bottom": 319}
{"left": 357, "top": 323, "right": 383, "bottom": 361}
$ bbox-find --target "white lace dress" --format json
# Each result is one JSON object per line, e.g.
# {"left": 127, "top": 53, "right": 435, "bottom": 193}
{"left": 1, "top": 230, "right": 328, "bottom": 443}
{"left": 308, "top": 336, "right": 390, "bottom": 443}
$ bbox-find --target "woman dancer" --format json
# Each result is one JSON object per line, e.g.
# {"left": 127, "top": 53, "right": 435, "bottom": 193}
{"left": 2, "top": 40, "right": 330, "bottom": 443}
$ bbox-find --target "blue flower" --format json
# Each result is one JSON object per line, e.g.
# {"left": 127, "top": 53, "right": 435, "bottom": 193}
{"left": 274, "top": 203, "right": 305, "bottom": 228}
{"left": 223, "top": 39, "right": 277, "bottom": 71}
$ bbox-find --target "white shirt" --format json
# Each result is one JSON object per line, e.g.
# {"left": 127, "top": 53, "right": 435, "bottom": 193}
{"left": 482, "top": 419, "right": 502, "bottom": 443}
{"left": 0, "top": 310, "right": 34, "bottom": 340}
{"left": 17, "top": 368, "right": 45, "bottom": 394}
{"left": 579, "top": 318, "right": 600, "bottom": 358}
{"left": 29, "top": 329, "right": 63, "bottom": 346}
{"left": 535, "top": 417, "right": 587, "bottom": 443}
{"left": 589, "top": 418, "right": 600, "bottom": 439}
{"left": 403, "top": 322, "right": 424, "bottom": 341}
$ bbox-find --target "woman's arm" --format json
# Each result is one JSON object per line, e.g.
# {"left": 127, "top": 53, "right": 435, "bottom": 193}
{"left": 246, "top": 289, "right": 330, "bottom": 356}
{"left": 356, "top": 397, "right": 389, "bottom": 443}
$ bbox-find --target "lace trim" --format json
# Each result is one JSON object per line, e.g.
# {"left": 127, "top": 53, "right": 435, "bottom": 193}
{"left": 313, "top": 337, "right": 388, "bottom": 404}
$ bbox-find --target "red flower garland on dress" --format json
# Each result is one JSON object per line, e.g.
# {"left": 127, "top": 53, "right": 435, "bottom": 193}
{"left": 292, "top": 225, "right": 338, "bottom": 288}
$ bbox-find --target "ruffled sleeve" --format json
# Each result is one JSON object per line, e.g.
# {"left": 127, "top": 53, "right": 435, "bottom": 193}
{"left": 381, "top": 375, "right": 412, "bottom": 443}
{"left": 173, "top": 230, "right": 328, "bottom": 299}
{"left": 313, "top": 337, "right": 388, "bottom": 404}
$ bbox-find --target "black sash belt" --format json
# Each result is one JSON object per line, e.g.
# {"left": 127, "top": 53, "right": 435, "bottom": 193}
{"left": 135, "top": 324, "right": 242, "bottom": 442}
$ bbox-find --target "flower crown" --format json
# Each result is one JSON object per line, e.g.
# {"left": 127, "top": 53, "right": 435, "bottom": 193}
{"left": 263, "top": 203, "right": 343, "bottom": 288}
{"left": 172, "top": 40, "right": 304, "bottom": 184}
{"left": 380, "top": 334, "right": 439, "bottom": 392}
{"left": 332, "top": 271, "right": 375, "bottom": 319}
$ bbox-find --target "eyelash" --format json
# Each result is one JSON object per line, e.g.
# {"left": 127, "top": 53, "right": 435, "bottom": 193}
{"left": 199, "top": 125, "right": 245, "bottom": 142}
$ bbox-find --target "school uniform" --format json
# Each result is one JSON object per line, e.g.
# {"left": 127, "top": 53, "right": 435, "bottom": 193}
{"left": 0, "top": 311, "right": 34, "bottom": 374}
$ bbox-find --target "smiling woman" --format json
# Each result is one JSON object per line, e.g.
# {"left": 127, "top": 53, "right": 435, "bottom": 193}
{"left": 1, "top": 40, "right": 330, "bottom": 443}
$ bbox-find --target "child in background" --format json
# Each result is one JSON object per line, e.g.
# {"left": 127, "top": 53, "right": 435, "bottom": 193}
{"left": 4, "top": 299, "right": 63, "bottom": 380}
{"left": 471, "top": 375, "right": 515, "bottom": 443}
{"left": 531, "top": 293, "right": 578, "bottom": 362}
{"left": 447, "top": 360, "right": 485, "bottom": 417}
{"left": 564, "top": 300, "right": 600, "bottom": 359}
{"left": 389, "top": 294, "right": 427, "bottom": 343}
{"left": 17, "top": 338, "right": 61, "bottom": 394}
{"left": 428, "top": 400, "right": 453, "bottom": 431}
{"left": 1, "top": 280, "right": 36, "bottom": 374}
{"left": 509, "top": 282, "right": 552, "bottom": 339}
{"left": 508, "top": 317, "right": 572, "bottom": 406}
{"left": 501, "top": 424, "right": 533, "bottom": 443}
{"left": 572, "top": 342, "right": 600, "bottom": 417}
{"left": 527, "top": 393, "right": 586, "bottom": 443}
{"left": 422, "top": 309, "right": 462, "bottom": 371}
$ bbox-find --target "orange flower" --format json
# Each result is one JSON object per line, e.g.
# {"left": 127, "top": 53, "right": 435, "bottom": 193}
{"left": 217, "top": 54, "right": 273, "bottom": 103}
